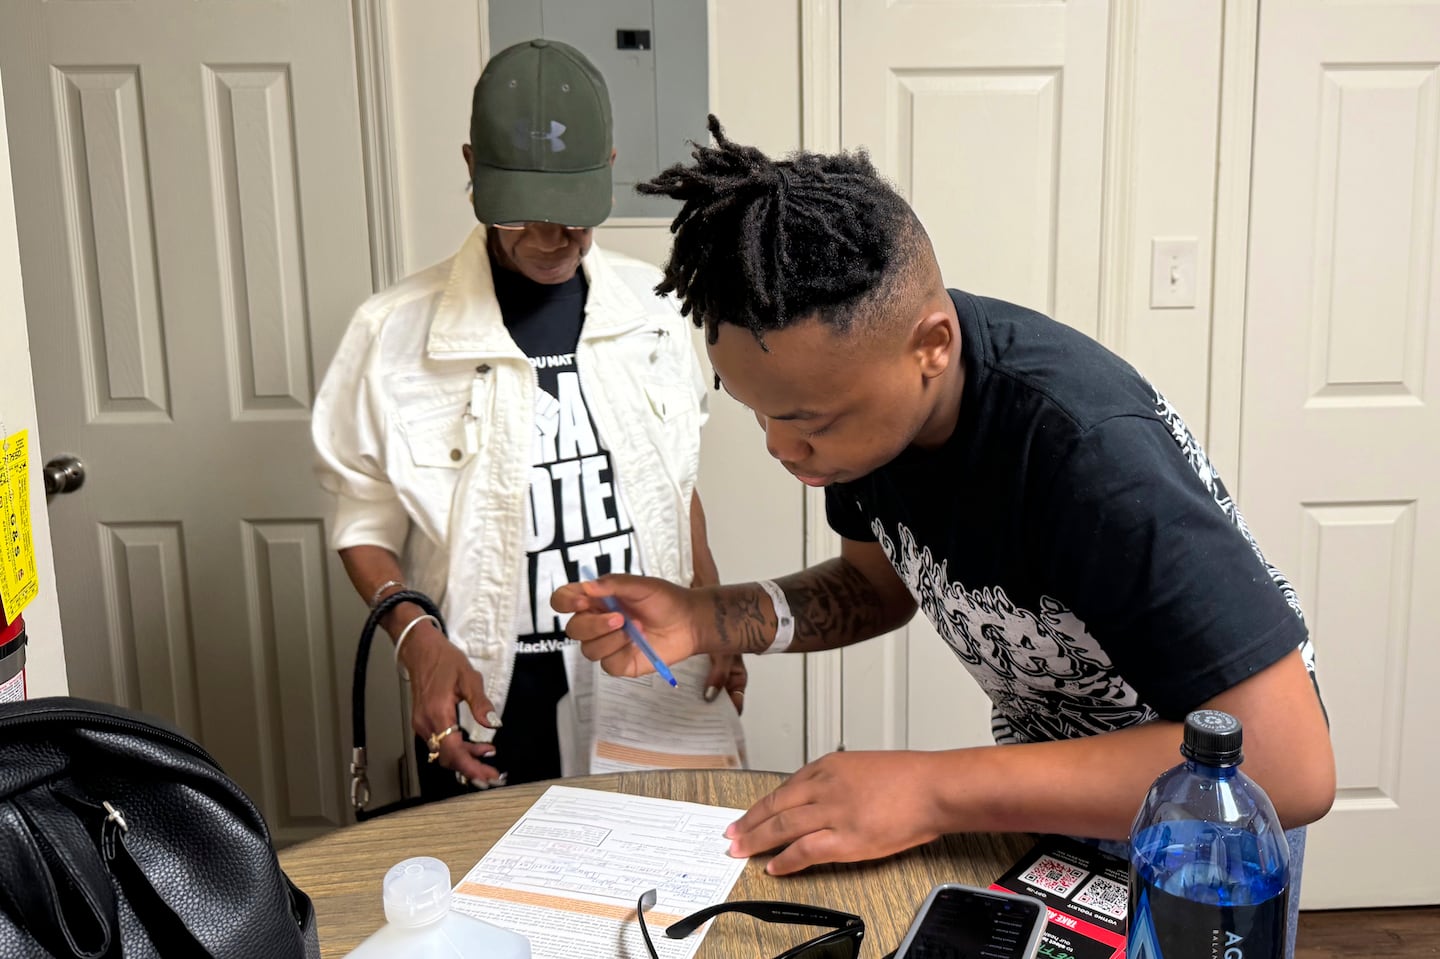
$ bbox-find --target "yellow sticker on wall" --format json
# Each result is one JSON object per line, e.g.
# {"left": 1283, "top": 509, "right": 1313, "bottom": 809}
{"left": 0, "top": 430, "right": 38, "bottom": 624}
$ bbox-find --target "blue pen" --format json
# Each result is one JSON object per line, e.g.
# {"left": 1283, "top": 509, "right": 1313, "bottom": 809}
{"left": 577, "top": 564, "right": 679, "bottom": 687}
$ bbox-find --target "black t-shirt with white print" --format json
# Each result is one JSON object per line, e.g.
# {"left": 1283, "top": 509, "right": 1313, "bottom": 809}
{"left": 489, "top": 259, "right": 641, "bottom": 784}
{"left": 825, "top": 289, "right": 1318, "bottom": 746}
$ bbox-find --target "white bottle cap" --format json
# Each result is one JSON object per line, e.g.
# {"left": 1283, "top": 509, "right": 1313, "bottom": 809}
{"left": 382, "top": 857, "right": 453, "bottom": 928}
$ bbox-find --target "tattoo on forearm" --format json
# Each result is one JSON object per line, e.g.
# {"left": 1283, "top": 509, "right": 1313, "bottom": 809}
{"left": 713, "top": 586, "right": 774, "bottom": 655}
{"left": 709, "top": 560, "right": 887, "bottom": 655}
{"left": 777, "top": 560, "right": 886, "bottom": 652}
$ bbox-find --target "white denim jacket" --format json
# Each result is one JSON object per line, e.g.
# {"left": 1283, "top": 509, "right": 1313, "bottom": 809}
{"left": 313, "top": 227, "right": 707, "bottom": 729}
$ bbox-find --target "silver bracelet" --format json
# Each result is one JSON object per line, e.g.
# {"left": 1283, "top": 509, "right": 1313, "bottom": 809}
{"left": 393, "top": 613, "right": 439, "bottom": 680}
{"left": 368, "top": 579, "right": 405, "bottom": 608}
{"left": 756, "top": 580, "right": 795, "bottom": 654}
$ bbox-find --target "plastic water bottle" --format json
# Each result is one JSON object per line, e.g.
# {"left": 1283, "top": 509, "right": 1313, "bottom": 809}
{"left": 1128, "top": 710, "right": 1289, "bottom": 959}
{"left": 344, "top": 856, "right": 531, "bottom": 958}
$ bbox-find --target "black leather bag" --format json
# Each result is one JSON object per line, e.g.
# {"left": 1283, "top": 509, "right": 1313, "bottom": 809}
{"left": 348, "top": 589, "right": 447, "bottom": 822}
{"left": 0, "top": 697, "right": 320, "bottom": 958}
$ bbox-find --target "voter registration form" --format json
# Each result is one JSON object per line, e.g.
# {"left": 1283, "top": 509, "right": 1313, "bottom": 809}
{"left": 590, "top": 655, "right": 747, "bottom": 773}
{"left": 452, "top": 785, "right": 748, "bottom": 959}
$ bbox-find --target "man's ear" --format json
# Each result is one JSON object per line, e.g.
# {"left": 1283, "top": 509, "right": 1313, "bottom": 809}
{"left": 610, "top": 148, "right": 618, "bottom": 167}
{"left": 462, "top": 143, "right": 474, "bottom": 175}
{"left": 912, "top": 310, "right": 957, "bottom": 379}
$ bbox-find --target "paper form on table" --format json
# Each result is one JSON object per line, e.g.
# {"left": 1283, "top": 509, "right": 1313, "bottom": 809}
{"left": 452, "top": 785, "right": 748, "bottom": 959}
{"left": 590, "top": 654, "right": 746, "bottom": 773}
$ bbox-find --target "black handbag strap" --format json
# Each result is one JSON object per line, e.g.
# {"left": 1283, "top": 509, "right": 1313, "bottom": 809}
{"left": 349, "top": 590, "right": 445, "bottom": 816}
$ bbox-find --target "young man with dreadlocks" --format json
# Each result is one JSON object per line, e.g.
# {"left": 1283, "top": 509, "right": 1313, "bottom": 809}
{"left": 553, "top": 117, "right": 1334, "bottom": 899}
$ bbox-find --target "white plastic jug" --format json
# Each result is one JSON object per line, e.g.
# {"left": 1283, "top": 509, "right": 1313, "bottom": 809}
{"left": 343, "top": 856, "right": 531, "bottom": 958}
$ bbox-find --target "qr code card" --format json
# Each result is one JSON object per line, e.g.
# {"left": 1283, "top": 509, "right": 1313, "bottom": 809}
{"left": 1018, "top": 855, "right": 1088, "bottom": 898}
{"left": 1072, "top": 874, "right": 1128, "bottom": 919}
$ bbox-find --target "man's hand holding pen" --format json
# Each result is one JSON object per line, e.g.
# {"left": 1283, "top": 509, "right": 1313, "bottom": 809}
{"left": 552, "top": 573, "right": 704, "bottom": 678}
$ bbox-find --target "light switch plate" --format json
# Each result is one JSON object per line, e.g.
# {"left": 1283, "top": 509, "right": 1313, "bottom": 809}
{"left": 1150, "top": 237, "right": 1198, "bottom": 309}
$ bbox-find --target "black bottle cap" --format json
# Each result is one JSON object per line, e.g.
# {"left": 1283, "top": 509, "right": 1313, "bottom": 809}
{"left": 1181, "top": 709, "right": 1244, "bottom": 765}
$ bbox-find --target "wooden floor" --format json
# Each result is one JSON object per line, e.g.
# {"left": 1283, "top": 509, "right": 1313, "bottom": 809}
{"left": 1297, "top": 907, "right": 1439, "bottom": 958}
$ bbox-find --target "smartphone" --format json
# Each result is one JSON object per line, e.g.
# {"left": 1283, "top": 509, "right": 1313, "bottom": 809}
{"left": 892, "top": 883, "right": 1048, "bottom": 959}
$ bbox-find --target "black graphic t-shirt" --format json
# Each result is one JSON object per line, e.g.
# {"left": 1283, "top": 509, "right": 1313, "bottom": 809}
{"left": 490, "top": 260, "right": 641, "bottom": 783}
{"left": 825, "top": 290, "right": 1317, "bottom": 746}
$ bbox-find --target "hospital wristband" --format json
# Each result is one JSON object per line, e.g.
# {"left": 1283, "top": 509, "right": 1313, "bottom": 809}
{"left": 756, "top": 580, "right": 795, "bottom": 655}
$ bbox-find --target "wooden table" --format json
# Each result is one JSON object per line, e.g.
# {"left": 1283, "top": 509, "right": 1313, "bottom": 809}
{"left": 279, "top": 769, "right": 1034, "bottom": 958}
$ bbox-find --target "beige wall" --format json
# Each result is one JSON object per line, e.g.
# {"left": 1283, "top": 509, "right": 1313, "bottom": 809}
{"left": 1114, "top": 0, "right": 1225, "bottom": 443}
{"left": 0, "top": 70, "right": 67, "bottom": 697}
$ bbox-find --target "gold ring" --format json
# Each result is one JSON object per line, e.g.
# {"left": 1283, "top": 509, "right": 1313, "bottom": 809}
{"left": 427, "top": 724, "right": 458, "bottom": 751}
{"left": 426, "top": 724, "right": 459, "bottom": 753}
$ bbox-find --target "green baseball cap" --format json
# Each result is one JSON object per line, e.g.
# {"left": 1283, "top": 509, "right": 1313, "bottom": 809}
{"left": 469, "top": 39, "right": 614, "bottom": 228}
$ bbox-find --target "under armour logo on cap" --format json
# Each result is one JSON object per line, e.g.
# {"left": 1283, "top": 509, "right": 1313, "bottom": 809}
{"left": 512, "top": 119, "right": 567, "bottom": 153}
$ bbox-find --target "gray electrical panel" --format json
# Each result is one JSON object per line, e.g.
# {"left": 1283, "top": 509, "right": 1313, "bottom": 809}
{"left": 488, "top": 0, "right": 709, "bottom": 219}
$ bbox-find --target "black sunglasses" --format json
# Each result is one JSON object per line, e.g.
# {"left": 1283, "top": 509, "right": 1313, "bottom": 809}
{"left": 637, "top": 888, "right": 865, "bottom": 959}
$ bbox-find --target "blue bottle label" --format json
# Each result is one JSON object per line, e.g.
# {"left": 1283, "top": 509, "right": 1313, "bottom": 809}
{"left": 1127, "top": 880, "right": 1286, "bottom": 959}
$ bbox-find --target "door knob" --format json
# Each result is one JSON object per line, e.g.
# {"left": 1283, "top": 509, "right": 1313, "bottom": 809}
{"left": 43, "top": 455, "right": 85, "bottom": 496}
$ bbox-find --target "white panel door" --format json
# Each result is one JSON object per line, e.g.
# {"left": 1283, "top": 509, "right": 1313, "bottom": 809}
{"left": 1242, "top": 0, "right": 1440, "bottom": 908}
{"left": 0, "top": 0, "right": 389, "bottom": 845}
{"left": 836, "top": 0, "right": 1111, "bottom": 754}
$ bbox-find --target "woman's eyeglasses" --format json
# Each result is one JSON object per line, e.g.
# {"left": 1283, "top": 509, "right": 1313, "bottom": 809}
{"left": 490, "top": 222, "right": 590, "bottom": 232}
{"left": 637, "top": 889, "right": 865, "bottom": 959}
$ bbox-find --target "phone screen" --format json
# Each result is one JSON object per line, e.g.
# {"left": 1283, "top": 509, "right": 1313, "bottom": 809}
{"left": 901, "top": 887, "right": 1045, "bottom": 959}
